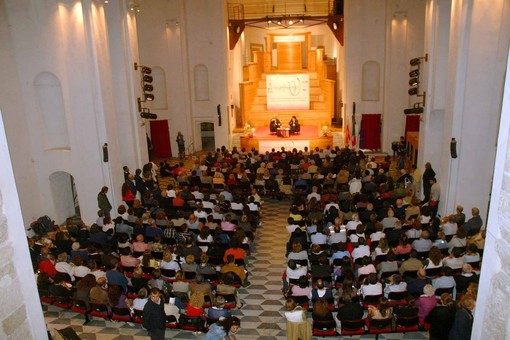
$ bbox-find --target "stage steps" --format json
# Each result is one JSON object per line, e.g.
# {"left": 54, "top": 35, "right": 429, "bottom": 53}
{"left": 246, "top": 71, "right": 331, "bottom": 128}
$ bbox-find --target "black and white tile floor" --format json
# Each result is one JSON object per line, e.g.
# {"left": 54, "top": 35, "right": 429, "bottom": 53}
{"left": 44, "top": 197, "right": 427, "bottom": 339}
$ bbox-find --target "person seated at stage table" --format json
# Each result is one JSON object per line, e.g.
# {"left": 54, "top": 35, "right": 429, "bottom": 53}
{"left": 269, "top": 116, "right": 281, "bottom": 133}
{"left": 289, "top": 116, "right": 300, "bottom": 135}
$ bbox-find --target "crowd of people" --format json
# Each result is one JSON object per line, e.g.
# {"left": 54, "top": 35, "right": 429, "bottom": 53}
{"left": 30, "top": 143, "right": 485, "bottom": 339}
{"left": 276, "top": 146, "right": 484, "bottom": 339}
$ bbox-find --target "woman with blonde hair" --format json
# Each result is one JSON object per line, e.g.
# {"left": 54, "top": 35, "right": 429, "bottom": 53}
{"left": 186, "top": 292, "right": 205, "bottom": 317}
{"left": 181, "top": 254, "right": 199, "bottom": 273}
{"left": 160, "top": 249, "right": 180, "bottom": 272}
{"left": 368, "top": 296, "right": 392, "bottom": 320}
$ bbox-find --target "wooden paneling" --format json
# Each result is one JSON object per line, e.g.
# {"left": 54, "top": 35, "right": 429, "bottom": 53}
{"left": 277, "top": 42, "right": 302, "bottom": 70}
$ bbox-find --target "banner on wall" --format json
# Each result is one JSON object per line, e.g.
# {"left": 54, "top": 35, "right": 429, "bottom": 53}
{"left": 266, "top": 74, "right": 310, "bottom": 110}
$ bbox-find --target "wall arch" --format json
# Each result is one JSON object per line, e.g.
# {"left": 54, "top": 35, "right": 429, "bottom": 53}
{"left": 194, "top": 64, "right": 209, "bottom": 101}
{"left": 361, "top": 61, "right": 380, "bottom": 101}
{"left": 33, "top": 72, "right": 70, "bottom": 150}
{"left": 151, "top": 66, "right": 168, "bottom": 109}
{"left": 49, "top": 171, "right": 79, "bottom": 224}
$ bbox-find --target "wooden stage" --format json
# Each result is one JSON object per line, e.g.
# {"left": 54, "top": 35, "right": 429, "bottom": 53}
{"left": 239, "top": 125, "right": 333, "bottom": 153}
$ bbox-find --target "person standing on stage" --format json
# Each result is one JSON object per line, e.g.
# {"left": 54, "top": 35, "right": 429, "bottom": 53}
{"left": 176, "top": 131, "right": 185, "bottom": 160}
{"left": 289, "top": 116, "right": 300, "bottom": 135}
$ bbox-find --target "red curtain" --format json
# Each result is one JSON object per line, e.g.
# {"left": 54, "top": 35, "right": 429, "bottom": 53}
{"left": 150, "top": 120, "right": 172, "bottom": 158}
{"left": 405, "top": 115, "right": 420, "bottom": 136}
{"left": 360, "top": 114, "right": 381, "bottom": 149}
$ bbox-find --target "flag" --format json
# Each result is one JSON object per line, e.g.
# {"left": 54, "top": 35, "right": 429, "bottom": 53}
{"left": 344, "top": 118, "right": 351, "bottom": 147}
{"left": 351, "top": 114, "right": 357, "bottom": 148}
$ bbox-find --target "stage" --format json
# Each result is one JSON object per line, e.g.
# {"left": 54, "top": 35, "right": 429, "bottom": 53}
{"left": 239, "top": 125, "right": 333, "bottom": 153}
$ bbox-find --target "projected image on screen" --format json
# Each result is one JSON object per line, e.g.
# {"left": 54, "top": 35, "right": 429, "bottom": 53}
{"left": 266, "top": 74, "right": 310, "bottom": 110}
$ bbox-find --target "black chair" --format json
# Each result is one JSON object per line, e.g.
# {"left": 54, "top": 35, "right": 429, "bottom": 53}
{"left": 340, "top": 319, "right": 366, "bottom": 336}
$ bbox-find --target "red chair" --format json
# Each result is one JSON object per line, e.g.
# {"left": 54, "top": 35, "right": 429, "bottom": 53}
{"left": 387, "top": 291, "right": 409, "bottom": 306}
{"left": 89, "top": 302, "right": 111, "bottom": 319}
{"left": 71, "top": 298, "right": 90, "bottom": 315}
{"left": 166, "top": 315, "right": 178, "bottom": 329}
{"left": 395, "top": 315, "right": 420, "bottom": 333}
{"left": 53, "top": 295, "right": 73, "bottom": 309}
{"left": 38, "top": 289, "right": 54, "bottom": 305}
{"left": 312, "top": 319, "right": 337, "bottom": 337}
{"left": 111, "top": 307, "right": 132, "bottom": 322}
{"left": 178, "top": 315, "right": 204, "bottom": 331}
{"left": 133, "top": 309, "right": 144, "bottom": 324}
{"left": 362, "top": 294, "right": 383, "bottom": 309}
{"left": 340, "top": 319, "right": 366, "bottom": 336}
{"left": 216, "top": 293, "right": 236, "bottom": 309}
{"left": 366, "top": 317, "right": 393, "bottom": 335}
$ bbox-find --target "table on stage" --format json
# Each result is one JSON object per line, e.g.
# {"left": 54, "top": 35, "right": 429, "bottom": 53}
{"left": 277, "top": 127, "right": 291, "bottom": 137}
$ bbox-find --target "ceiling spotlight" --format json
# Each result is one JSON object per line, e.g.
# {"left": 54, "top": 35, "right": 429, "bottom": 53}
{"left": 299, "top": 18, "right": 304, "bottom": 23}
{"left": 104, "top": 0, "right": 109, "bottom": 3}
{"left": 332, "top": 22, "right": 338, "bottom": 30}
{"left": 277, "top": 19, "right": 281, "bottom": 25}
{"left": 142, "top": 67, "right": 152, "bottom": 74}
{"left": 143, "top": 84, "right": 153, "bottom": 92}
{"left": 268, "top": 19, "right": 272, "bottom": 23}
{"left": 145, "top": 93, "right": 154, "bottom": 101}
{"left": 143, "top": 75, "right": 153, "bottom": 82}
{"left": 289, "top": 19, "right": 294, "bottom": 25}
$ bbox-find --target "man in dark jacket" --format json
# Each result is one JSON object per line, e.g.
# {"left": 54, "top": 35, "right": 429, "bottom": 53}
{"left": 143, "top": 288, "right": 166, "bottom": 340}
{"left": 97, "top": 186, "right": 112, "bottom": 218}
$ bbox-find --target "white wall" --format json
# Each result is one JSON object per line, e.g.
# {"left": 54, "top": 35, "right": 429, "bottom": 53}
{"left": 0, "top": 0, "right": 144, "bottom": 226}
{"left": 137, "top": 0, "right": 229, "bottom": 153}
{"left": 420, "top": 0, "right": 510, "bottom": 220}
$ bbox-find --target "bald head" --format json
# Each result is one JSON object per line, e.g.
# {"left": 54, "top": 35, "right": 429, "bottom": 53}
{"left": 97, "top": 277, "right": 107, "bottom": 286}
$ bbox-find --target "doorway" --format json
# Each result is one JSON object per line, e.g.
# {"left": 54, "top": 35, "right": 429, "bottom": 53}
{"left": 49, "top": 171, "right": 80, "bottom": 224}
{"left": 150, "top": 120, "right": 172, "bottom": 158}
{"left": 200, "top": 122, "right": 215, "bottom": 152}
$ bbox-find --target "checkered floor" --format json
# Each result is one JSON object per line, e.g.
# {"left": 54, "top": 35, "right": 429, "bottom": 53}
{"left": 44, "top": 197, "right": 428, "bottom": 339}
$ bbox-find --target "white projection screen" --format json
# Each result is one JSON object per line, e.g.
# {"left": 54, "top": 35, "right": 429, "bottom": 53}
{"left": 266, "top": 74, "right": 310, "bottom": 110}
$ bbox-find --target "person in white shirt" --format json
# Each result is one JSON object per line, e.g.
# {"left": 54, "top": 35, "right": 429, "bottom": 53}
{"left": 360, "top": 273, "right": 383, "bottom": 297}
{"left": 166, "top": 185, "right": 176, "bottom": 198}
{"left": 440, "top": 215, "right": 458, "bottom": 236}
{"left": 286, "top": 218, "right": 301, "bottom": 234}
{"left": 55, "top": 252, "right": 75, "bottom": 281}
{"left": 307, "top": 186, "right": 321, "bottom": 202}
{"left": 73, "top": 257, "right": 91, "bottom": 278}
{"left": 352, "top": 238, "right": 371, "bottom": 262}
{"left": 132, "top": 287, "right": 149, "bottom": 311}
{"left": 349, "top": 175, "right": 362, "bottom": 195}
{"left": 310, "top": 225, "right": 328, "bottom": 245}
{"left": 328, "top": 221, "right": 347, "bottom": 245}
{"left": 193, "top": 204, "right": 208, "bottom": 220}
{"left": 345, "top": 213, "right": 361, "bottom": 232}
{"left": 384, "top": 274, "right": 407, "bottom": 298}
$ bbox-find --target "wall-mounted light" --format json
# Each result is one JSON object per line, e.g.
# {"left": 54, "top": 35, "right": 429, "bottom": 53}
{"left": 409, "top": 78, "right": 419, "bottom": 87}
{"left": 135, "top": 62, "right": 155, "bottom": 110}
{"left": 140, "top": 108, "right": 157, "bottom": 120}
